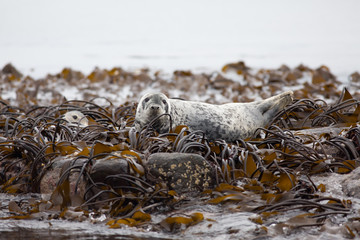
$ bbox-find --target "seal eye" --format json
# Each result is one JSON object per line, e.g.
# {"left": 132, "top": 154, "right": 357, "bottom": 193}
{"left": 162, "top": 99, "right": 167, "bottom": 105}
{"left": 144, "top": 97, "right": 150, "bottom": 103}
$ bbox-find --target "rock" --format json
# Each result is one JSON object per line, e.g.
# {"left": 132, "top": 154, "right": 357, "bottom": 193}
{"left": 278, "top": 64, "right": 291, "bottom": 72}
{"left": 84, "top": 156, "right": 130, "bottom": 207}
{"left": 212, "top": 74, "right": 235, "bottom": 90}
{"left": 147, "top": 153, "right": 214, "bottom": 194}
{"left": 222, "top": 61, "right": 250, "bottom": 73}
{"left": 2, "top": 63, "right": 23, "bottom": 79}
{"left": 90, "top": 157, "right": 129, "bottom": 185}
{"left": 341, "top": 167, "right": 360, "bottom": 198}
{"left": 350, "top": 72, "right": 360, "bottom": 83}
{"left": 41, "top": 155, "right": 130, "bottom": 203}
{"left": 40, "top": 157, "right": 87, "bottom": 197}
{"left": 292, "top": 126, "right": 349, "bottom": 144}
{"left": 58, "top": 68, "right": 85, "bottom": 84}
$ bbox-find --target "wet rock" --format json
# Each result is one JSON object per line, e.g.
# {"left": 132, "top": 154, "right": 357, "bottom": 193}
{"left": 268, "top": 72, "right": 285, "bottom": 84}
{"left": 2, "top": 63, "right": 23, "bottom": 79}
{"left": 84, "top": 157, "right": 130, "bottom": 206}
{"left": 285, "top": 69, "right": 303, "bottom": 83}
{"left": 57, "top": 68, "right": 85, "bottom": 84}
{"left": 40, "top": 157, "right": 87, "bottom": 197}
{"left": 350, "top": 72, "right": 360, "bottom": 83}
{"left": 90, "top": 157, "right": 129, "bottom": 185}
{"left": 87, "top": 67, "right": 109, "bottom": 82}
{"left": 293, "top": 126, "right": 348, "bottom": 140}
{"left": 278, "top": 64, "right": 291, "bottom": 72}
{"left": 349, "top": 72, "right": 360, "bottom": 90}
{"left": 295, "top": 64, "right": 312, "bottom": 72}
{"left": 341, "top": 167, "right": 360, "bottom": 198}
{"left": 211, "top": 74, "right": 235, "bottom": 89}
{"left": 222, "top": 61, "right": 250, "bottom": 74}
{"left": 173, "top": 70, "right": 193, "bottom": 77}
{"left": 147, "top": 153, "right": 214, "bottom": 194}
{"left": 312, "top": 65, "right": 340, "bottom": 85}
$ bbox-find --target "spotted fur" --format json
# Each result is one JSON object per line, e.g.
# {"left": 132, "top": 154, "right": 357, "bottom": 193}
{"left": 135, "top": 91, "right": 293, "bottom": 141}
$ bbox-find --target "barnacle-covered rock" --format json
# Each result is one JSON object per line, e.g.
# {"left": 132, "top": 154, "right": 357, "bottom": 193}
{"left": 147, "top": 153, "right": 215, "bottom": 194}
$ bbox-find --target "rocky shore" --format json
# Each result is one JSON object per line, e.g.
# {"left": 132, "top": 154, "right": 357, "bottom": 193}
{"left": 1, "top": 62, "right": 360, "bottom": 239}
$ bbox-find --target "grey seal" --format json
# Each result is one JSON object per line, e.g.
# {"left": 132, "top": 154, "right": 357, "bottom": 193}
{"left": 63, "top": 111, "right": 89, "bottom": 126}
{"left": 135, "top": 91, "right": 293, "bottom": 141}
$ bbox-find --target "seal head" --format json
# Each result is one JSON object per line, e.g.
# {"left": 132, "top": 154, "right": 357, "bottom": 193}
{"left": 135, "top": 93, "right": 171, "bottom": 133}
{"left": 63, "top": 110, "right": 88, "bottom": 126}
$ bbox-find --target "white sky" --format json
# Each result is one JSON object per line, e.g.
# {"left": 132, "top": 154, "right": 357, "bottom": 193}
{"left": 1, "top": 0, "right": 360, "bottom": 78}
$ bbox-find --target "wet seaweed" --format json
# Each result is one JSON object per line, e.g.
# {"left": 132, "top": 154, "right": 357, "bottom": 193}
{"left": 1, "top": 63, "right": 360, "bottom": 237}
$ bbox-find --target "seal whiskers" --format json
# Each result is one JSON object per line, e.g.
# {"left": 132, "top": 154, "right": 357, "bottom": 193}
{"left": 135, "top": 93, "right": 171, "bottom": 133}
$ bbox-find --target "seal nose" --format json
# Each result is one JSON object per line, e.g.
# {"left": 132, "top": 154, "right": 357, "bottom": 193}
{"left": 151, "top": 105, "right": 160, "bottom": 110}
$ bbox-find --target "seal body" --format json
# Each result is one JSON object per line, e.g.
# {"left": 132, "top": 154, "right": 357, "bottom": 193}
{"left": 135, "top": 91, "right": 293, "bottom": 141}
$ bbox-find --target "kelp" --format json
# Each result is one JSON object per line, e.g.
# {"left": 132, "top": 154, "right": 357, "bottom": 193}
{"left": 1, "top": 63, "right": 360, "bottom": 237}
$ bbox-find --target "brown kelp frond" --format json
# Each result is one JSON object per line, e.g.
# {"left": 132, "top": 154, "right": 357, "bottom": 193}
{"left": 1, "top": 64, "right": 360, "bottom": 235}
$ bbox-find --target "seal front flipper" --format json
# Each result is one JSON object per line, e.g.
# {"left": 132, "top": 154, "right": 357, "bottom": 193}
{"left": 258, "top": 91, "right": 293, "bottom": 118}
